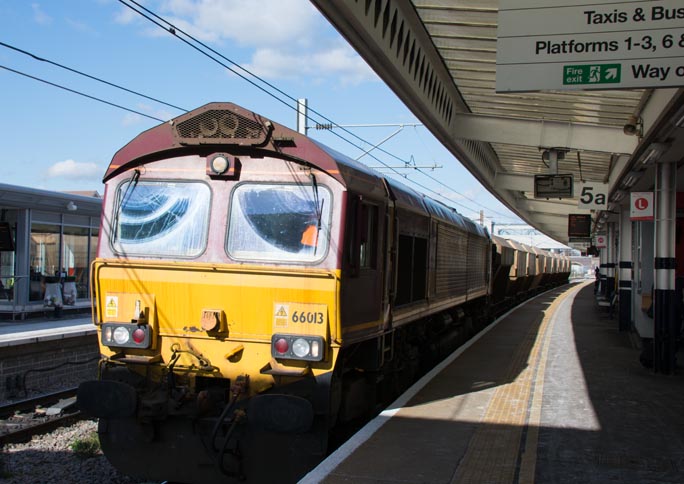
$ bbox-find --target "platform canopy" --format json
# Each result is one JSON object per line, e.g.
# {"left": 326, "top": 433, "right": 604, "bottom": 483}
{"left": 311, "top": 0, "right": 684, "bottom": 244}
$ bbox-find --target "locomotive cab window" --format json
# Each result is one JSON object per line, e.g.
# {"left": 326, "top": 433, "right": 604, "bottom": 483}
{"left": 227, "top": 183, "right": 332, "bottom": 263}
{"left": 111, "top": 180, "right": 210, "bottom": 258}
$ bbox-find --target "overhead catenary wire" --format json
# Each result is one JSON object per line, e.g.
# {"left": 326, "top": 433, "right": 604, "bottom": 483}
{"left": 0, "top": 41, "right": 188, "bottom": 113}
{"left": 119, "top": 0, "right": 407, "bottom": 164}
{"left": 114, "top": 1, "right": 464, "bottom": 203}
{"left": 117, "top": 0, "right": 519, "bottom": 222}
{"left": 410, "top": 124, "right": 513, "bottom": 219}
{"left": 1, "top": 55, "right": 485, "bottom": 216}
{"left": 1, "top": 1, "right": 517, "bottom": 222}
{"left": 320, "top": 121, "right": 513, "bottom": 218}
{"left": 1, "top": 57, "right": 516, "bottom": 222}
{"left": 116, "top": 0, "right": 298, "bottom": 116}
{"left": 0, "top": 64, "right": 165, "bottom": 123}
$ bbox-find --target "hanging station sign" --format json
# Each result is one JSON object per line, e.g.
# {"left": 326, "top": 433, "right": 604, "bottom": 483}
{"left": 630, "top": 191, "right": 654, "bottom": 220}
{"left": 595, "top": 233, "right": 607, "bottom": 248}
{"left": 568, "top": 213, "right": 591, "bottom": 241}
{"left": 496, "top": 0, "right": 684, "bottom": 92}
{"left": 534, "top": 174, "right": 574, "bottom": 199}
{"left": 578, "top": 182, "right": 609, "bottom": 209}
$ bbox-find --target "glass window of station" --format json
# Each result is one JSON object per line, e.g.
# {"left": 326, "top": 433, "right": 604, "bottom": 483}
{"left": 0, "top": 210, "right": 17, "bottom": 303}
{"left": 0, "top": 208, "right": 100, "bottom": 306}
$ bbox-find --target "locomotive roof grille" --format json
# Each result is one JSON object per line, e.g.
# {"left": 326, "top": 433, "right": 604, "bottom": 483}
{"left": 174, "top": 109, "right": 268, "bottom": 145}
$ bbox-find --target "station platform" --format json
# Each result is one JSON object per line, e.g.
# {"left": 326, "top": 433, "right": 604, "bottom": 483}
{"left": 302, "top": 281, "right": 684, "bottom": 484}
{"left": 0, "top": 314, "right": 95, "bottom": 347}
{"left": 0, "top": 312, "right": 99, "bottom": 403}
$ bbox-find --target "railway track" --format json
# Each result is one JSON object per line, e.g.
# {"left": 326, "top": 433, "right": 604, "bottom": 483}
{"left": 0, "top": 387, "right": 83, "bottom": 446}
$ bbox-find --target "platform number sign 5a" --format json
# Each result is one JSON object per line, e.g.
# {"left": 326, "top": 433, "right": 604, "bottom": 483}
{"left": 578, "top": 182, "right": 608, "bottom": 210}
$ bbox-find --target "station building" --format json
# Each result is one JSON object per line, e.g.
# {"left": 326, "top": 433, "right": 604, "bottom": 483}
{"left": 0, "top": 183, "right": 102, "bottom": 319}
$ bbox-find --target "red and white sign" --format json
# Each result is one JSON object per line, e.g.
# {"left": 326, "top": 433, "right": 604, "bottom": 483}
{"left": 595, "top": 234, "right": 607, "bottom": 248}
{"left": 630, "top": 192, "right": 654, "bottom": 221}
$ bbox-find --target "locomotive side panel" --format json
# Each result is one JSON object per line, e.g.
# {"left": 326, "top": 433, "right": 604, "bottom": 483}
{"left": 435, "top": 223, "right": 468, "bottom": 301}
{"left": 466, "top": 231, "right": 490, "bottom": 299}
{"left": 339, "top": 193, "right": 387, "bottom": 341}
{"left": 394, "top": 207, "right": 431, "bottom": 308}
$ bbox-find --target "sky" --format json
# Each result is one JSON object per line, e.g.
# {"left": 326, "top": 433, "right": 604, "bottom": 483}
{"left": 0, "top": 0, "right": 522, "bottom": 226}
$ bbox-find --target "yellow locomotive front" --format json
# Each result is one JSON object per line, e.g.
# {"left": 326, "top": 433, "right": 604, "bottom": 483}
{"left": 78, "top": 104, "right": 350, "bottom": 483}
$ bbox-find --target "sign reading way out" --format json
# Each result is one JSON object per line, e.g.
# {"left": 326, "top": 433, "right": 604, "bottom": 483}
{"left": 496, "top": 0, "right": 684, "bottom": 92}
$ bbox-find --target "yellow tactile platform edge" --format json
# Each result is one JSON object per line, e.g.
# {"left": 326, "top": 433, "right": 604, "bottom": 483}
{"left": 451, "top": 284, "right": 581, "bottom": 484}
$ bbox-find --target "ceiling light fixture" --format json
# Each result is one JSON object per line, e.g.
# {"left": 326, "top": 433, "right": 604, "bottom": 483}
{"left": 640, "top": 142, "right": 670, "bottom": 166}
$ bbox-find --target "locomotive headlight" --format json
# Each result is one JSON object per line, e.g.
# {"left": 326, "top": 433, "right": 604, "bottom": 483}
{"left": 113, "top": 326, "right": 130, "bottom": 345}
{"left": 210, "top": 155, "right": 229, "bottom": 174}
{"left": 207, "top": 153, "right": 233, "bottom": 177}
{"left": 292, "top": 338, "right": 310, "bottom": 358}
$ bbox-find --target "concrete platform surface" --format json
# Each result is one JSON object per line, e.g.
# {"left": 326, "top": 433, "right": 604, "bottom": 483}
{"left": 301, "top": 281, "right": 684, "bottom": 484}
{"left": 0, "top": 315, "right": 95, "bottom": 347}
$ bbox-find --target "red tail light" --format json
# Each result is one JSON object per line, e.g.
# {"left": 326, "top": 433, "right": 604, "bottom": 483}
{"left": 274, "top": 337, "right": 289, "bottom": 355}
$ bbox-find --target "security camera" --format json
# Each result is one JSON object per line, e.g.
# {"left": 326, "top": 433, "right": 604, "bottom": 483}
{"left": 623, "top": 123, "right": 638, "bottom": 136}
{"left": 623, "top": 115, "right": 641, "bottom": 136}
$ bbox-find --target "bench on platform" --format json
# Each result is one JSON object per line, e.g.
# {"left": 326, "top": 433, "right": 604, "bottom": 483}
{"left": 597, "top": 292, "right": 617, "bottom": 318}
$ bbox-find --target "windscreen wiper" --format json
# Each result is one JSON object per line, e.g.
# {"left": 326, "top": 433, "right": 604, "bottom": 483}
{"left": 310, "top": 174, "right": 324, "bottom": 256}
{"left": 112, "top": 169, "right": 141, "bottom": 243}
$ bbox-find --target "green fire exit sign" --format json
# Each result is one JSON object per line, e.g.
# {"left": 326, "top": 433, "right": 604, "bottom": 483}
{"left": 563, "top": 64, "right": 621, "bottom": 85}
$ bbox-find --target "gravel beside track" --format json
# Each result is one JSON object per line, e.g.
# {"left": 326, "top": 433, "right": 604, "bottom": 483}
{"left": 0, "top": 419, "right": 153, "bottom": 484}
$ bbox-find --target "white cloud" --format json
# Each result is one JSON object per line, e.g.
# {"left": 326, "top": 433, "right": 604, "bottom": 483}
{"left": 122, "top": 104, "right": 174, "bottom": 126}
{"left": 158, "top": 0, "right": 319, "bottom": 46}
{"left": 311, "top": 46, "right": 378, "bottom": 86}
{"left": 65, "top": 17, "right": 99, "bottom": 36}
{"left": 47, "top": 160, "right": 100, "bottom": 180}
{"left": 119, "top": 0, "right": 376, "bottom": 84}
{"left": 245, "top": 44, "right": 376, "bottom": 85}
{"left": 114, "top": 1, "right": 139, "bottom": 24}
{"left": 243, "top": 48, "right": 308, "bottom": 80}
{"left": 122, "top": 113, "right": 144, "bottom": 126}
{"left": 32, "top": 3, "right": 52, "bottom": 25}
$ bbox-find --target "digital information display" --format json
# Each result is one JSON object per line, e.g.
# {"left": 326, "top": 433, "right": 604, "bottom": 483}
{"left": 534, "top": 174, "right": 574, "bottom": 199}
{"left": 568, "top": 213, "right": 591, "bottom": 240}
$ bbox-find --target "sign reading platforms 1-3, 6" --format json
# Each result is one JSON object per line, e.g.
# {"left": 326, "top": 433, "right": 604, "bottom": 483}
{"left": 497, "top": 1, "right": 684, "bottom": 92}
